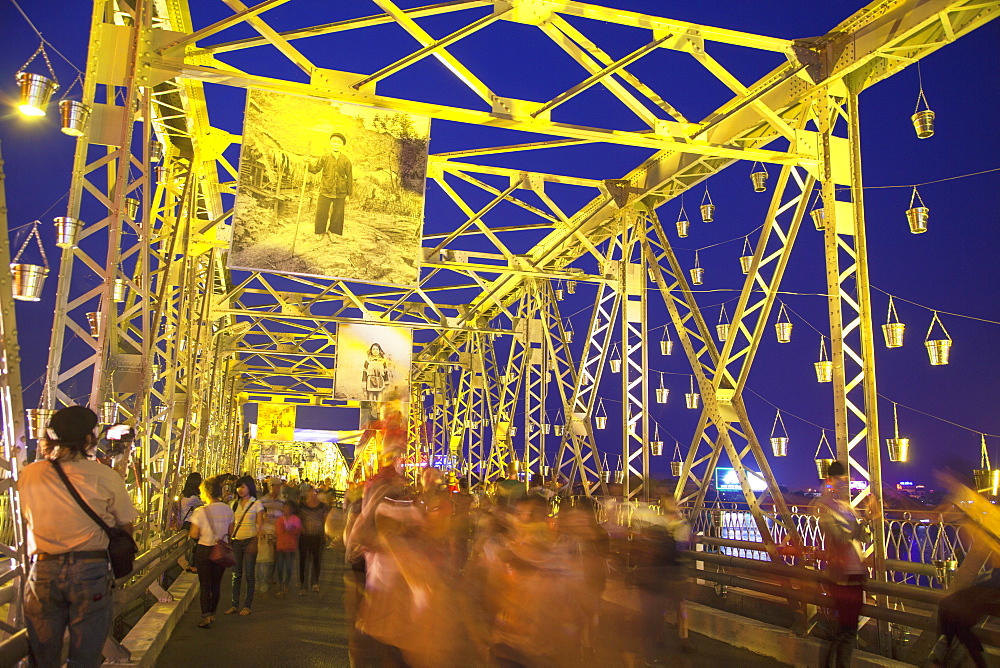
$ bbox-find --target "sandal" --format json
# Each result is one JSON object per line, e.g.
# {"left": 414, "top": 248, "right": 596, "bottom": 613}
{"left": 223, "top": 607, "right": 238, "bottom": 615}
{"left": 198, "top": 618, "right": 212, "bottom": 629}
{"left": 239, "top": 608, "right": 251, "bottom": 616}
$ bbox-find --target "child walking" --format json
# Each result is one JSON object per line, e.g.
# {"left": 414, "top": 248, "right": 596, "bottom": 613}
{"left": 274, "top": 501, "right": 302, "bottom": 598}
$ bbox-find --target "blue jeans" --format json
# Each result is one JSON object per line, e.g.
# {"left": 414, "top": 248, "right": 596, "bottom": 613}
{"left": 24, "top": 557, "right": 113, "bottom": 668}
{"left": 275, "top": 551, "right": 295, "bottom": 588}
{"left": 231, "top": 538, "right": 258, "bottom": 609}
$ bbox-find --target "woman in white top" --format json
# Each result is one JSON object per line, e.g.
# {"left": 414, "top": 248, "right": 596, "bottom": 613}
{"left": 189, "top": 476, "right": 235, "bottom": 629}
{"left": 225, "top": 475, "right": 264, "bottom": 616}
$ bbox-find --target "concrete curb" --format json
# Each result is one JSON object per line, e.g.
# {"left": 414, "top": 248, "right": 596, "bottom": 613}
{"left": 105, "top": 572, "right": 199, "bottom": 667}
{"left": 688, "top": 602, "right": 913, "bottom": 667}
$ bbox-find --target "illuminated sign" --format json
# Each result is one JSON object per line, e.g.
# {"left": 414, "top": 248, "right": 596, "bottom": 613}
{"left": 898, "top": 481, "right": 914, "bottom": 487}
{"left": 714, "top": 467, "right": 768, "bottom": 492}
{"left": 849, "top": 480, "right": 869, "bottom": 491}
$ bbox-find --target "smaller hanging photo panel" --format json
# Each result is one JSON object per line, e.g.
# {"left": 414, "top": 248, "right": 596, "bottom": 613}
{"left": 257, "top": 402, "right": 296, "bottom": 441}
{"left": 335, "top": 322, "right": 412, "bottom": 403}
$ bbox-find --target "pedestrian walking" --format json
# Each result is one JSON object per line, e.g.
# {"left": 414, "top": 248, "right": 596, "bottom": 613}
{"left": 298, "top": 485, "right": 329, "bottom": 593}
{"left": 225, "top": 475, "right": 264, "bottom": 616}
{"left": 275, "top": 501, "right": 302, "bottom": 597}
{"left": 189, "top": 476, "right": 236, "bottom": 629}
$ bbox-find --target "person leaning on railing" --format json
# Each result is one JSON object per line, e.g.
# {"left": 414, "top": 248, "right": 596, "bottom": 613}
{"left": 19, "top": 405, "right": 139, "bottom": 668}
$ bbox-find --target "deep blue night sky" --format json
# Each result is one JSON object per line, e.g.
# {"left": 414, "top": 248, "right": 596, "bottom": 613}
{"left": 1, "top": 1, "right": 997, "bottom": 489}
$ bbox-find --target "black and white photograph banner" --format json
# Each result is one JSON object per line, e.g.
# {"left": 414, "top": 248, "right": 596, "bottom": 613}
{"left": 230, "top": 89, "right": 431, "bottom": 285}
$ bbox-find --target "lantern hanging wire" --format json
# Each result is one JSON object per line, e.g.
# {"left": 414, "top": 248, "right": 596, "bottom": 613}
{"left": 776, "top": 302, "right": 791, "bottom": 327}
{"left": 659, "top": 371, "right": 666, "bottom": 392}
{"left": 909, "top": 186, "right": 927, "bottom": 211}
{"left": 596, "top": 397, "right": 607, "bottom": 418}
{"left": 741, "top": 236, "right": 753, "bottom": 257}
{"left": 815, "top": 430, "right": 835, "bottom": 458}
{"left": 719, "top": 303, "right": 730, "bottom": 326}
{"left": 689, "top": 374, "right": 696, "bottom": 395}
{"left": 925, "top": 311, "right": 951, "bottom": 343}
{"left": 914, "top": 63, "right": 932, "bottom": 114}
{"left": 673, "top": 440, "right": 682, "bottom": 460}
{"left": 981, "top": 434, "right": 990, "bottom": 471}
{"left": 771, "top": 410, "right": 788, "bottom": 439}
{"left": 886, "top": 296, "right": 902, "bottom": 326}
{"left": 701, "top": 186, "right": 713, "bottom": 207}
{"left": 12, "top": 221, "right": 50, "bottom": 269}
{"left": 892, "top": 402, "right": 901, "bottom": 439}
{"left": 693, "top": 249, "right": 700, "bottom": 269}
{"left": 818, "top": 336, "right": 829, "bottom": 362}
{"left": 16, "top": 41, "right": 59, "bottom": 116}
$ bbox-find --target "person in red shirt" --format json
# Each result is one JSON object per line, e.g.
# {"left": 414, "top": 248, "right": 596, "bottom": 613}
{"left": 274, "top": 501, "right": 301, "bottom": 598}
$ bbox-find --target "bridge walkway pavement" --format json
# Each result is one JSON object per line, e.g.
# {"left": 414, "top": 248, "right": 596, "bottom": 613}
{"left": 156, "top": 546, "right": 787, "bottom": 667}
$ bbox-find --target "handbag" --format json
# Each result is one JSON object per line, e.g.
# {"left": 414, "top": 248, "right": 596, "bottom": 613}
{"left": 51, "top": 460, "right": 138, "bottom": 578}
{"left": 209, "top": 538, "right": 237, "bottom": 568}
{"left": 231, "top": 500, "right": 259, "bottom": 555}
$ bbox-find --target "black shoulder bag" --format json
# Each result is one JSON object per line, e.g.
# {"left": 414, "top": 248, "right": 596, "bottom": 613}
{"left": 51, "top": 460, "right": 138, "bottom": 578}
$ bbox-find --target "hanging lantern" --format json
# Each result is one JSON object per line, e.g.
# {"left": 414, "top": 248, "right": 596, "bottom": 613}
{"left": 671, "top": 441, "right": 684, "bottom": 476}
{"left": 886, "top": 403, "right": 909, "bottom": 463}
{"left": 614, "top": 468, "right": 625, "bottom": 484}
{"left": 924, "top": 312, "right": 951, "bottom": 365}
{"left": 609, "top": 344, "right": 622, "bottom": 373}
{"left": 566, "top": 280, "right": 577, "bottom": 294}
{"left": 510, "top": 425, "right": 518, "bottom": 437}
{"left": 99, "top": 401, "right": 119, "bottom": 424}
{"left": 150, "top": 140, "right": 164, "bottom": 163}
{"left": 974, "top": 435, "right": 992, "bottom": 492}
{"left": 882, "top": 296, "right": 906, "bottom": 348}
{"left": 810, "top": 208, "right": 826, "bottom": 232}
{"left": 750, "top": 162, "right": 768, "bottom": 193}
{"left": 770, "top": 410, "right": 789, "bottom": 457}
{"left": 124, "top": 197, "right": 140, "bottom": 220}
{"left": 54, "top": 216, "right": 84, "bottom": 249}
{"left": 660, "top": 328, "right": 674, "bottom": 356}
{"left": 814, "top": 431, "right": 836, "bottom": 480}
{"left": 11, "top": 264, "right": 49, "bottom": 302}
{"left": 594, "top": 398, "right": 607, "bottom": 430}
{"left": 16, "top": 72, "right": 58, "bottom": 117}
{"left": 739, "top": 237, "right": 753, "bottom": 275}
{"left": 690, "top": 250, "right": 703, "bottom": 286}
{"left": 25, "top": 408, "right": 56, "bottom": 440}
{"left": 554, "top": 280, "right": 565, "bottom": 301}
{"left": 111, "top": 278, "right": 127, "bottom": 303}
{"left": 10, "top": 223, "right": 50, "bottom": 301}
{"left": 655, "top": 388, "right": 669, "bottom": 404}
{"left": 58, "top": 99, "right": 91, "bottom": 137}
{"left": 86, "top": 311, "right": 102, "bottom": 338}
{"left": 912, "top": 84, "right": 935, "bottom": 139}
{"left": 815, "top": 337, "right": 833, "bottom": 383}
{"left": 716, "top": 303, "right": 730, "bottom": 342}
{"left": 554, "top": 423, "right": 564, "bottom": 436}
{"left": 650, "top": 441, "right": 663, "bottom": 456}
{"left": 676, "top": 204, "right": 690, "bottom": 238}
{"left": 906, "top": 187, "right": 929, "bottom": 234}
{"left": 685, "top": 375, "right": 700, "bottom": 410}
{"left": 600, "top": 469, "right": 611, "bottom": 483}
{"left": 775, "top": 303, "right": 792, "bottom": 343}
{"left": 700, "top": 187, "right": 715, "bottom": 223}
{"left": 565, "top": 322, "right": 574, "bottom": 343}
{"left": 155, "top": 165, "right": 169, "bottom": 182}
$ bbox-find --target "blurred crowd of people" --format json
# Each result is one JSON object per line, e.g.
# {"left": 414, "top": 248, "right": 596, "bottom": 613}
{"left": 340, "top": 456, "right": 692, "bottom": 668}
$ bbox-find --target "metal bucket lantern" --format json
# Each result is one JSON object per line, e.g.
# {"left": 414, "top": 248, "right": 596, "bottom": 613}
{"left": 670, "top": 460, "right": 683, "bottom": 477}
{"left": 614, "top": 469, "right": 625, "bottom": 484}
{"left": 690, "top": 267, "right": 703, "bottom": 285}
{"left": 26, "top": 408, "right": 56, "bottom": 440}
{"left": 554, "top": 424, "right": 564, "bottom": 436}
{"left": 685, "top": 377, "right": 700, "bottom": 410}
{"left": 810, "top": 208, "right": 826, "bottom": 231}
{"left": 716, "top": 323, "right": 729, "bottom": 342}
{"left": 86, "top": 311, "right": 102, "bottom": 338}
{"left": 650, "top": 441, "right": 663, "bottom": 456}
{"left": 933, "top": 558, "right": 957, "bottom": 587}
{"left": 775, "top": 303, "right": 792, "bottom": 343}
{"left": 711, "top": 509, "right": 726, "bottom": 528}
{"left": 542, "top": 422, "right": 551, "bottom": 435}
{"left": 58, "top": 99, "right": 91, "bottom": 137}
{"left": 555, "top": 288, "right": 565, "bottom": 301}
{"left": 16, "top": 72, "right": 58, "bottom": 117}
{"left": 655, "top": 387, "right": 669, "bottom": 404}
{"left": 815, "top": 458, "right": 836, "bottom": 480}
{"left": 10, "top": 223, "right": 50, "bottom": 301}
{"left": 973, "top": 469, "right": 992, "bottom": 492}
{"left": 566, "top": 280, "right": 577, "bottom": 294}
{"left": 883, "top": 322, "right": 905, "bottom": 348}
{"left": 54, "top": 216, "right": 83, "bottom": 248}
{"left": 594, "top": 416, "right": 607, "bottom": 430}
{"left": 565, "top": 325, "right": 574, "bottom": 343}
{"left": 770, "top": 411, "right": 789, "bottom": 457}
{"left": 912, "top": 110, "right": 935, "bottom": 139}
{"left": 676, "top": 217, "right": 690, "bottom": 238}
{"left": 906, "top": 187, "right": 929, "bottom": 234}
{"left": 750, "top": 163, "right": 768, "bottom": 192}
{"left": 739, "top": 254, "right": 753, "bottom": 275}
{"left": 99, "top": 401, "right": 119, "bottom": 424}
{"left": 150, "top": 140, "right": 164, "bottom": 163}
{"left": 111, "top": 277, "right": 127, "bottom": 303}
{"left": 700, "top": 203, "right": 715, "bottom": 223}
{"left": 912, "top": 86, "right": 935, "bottom": 139}
{"left": 10, "top": 264, "right": 49, "bottom": 301}
{"left": 124, "top": 197, "right": 140, "bottom": 220}
{"left": 610, "top": 358, "right": 622, "bottom": 373}
{"left": 660, "top": 329, "right": 674, "bottom": 356}
{"left": 814, "top": 360, "right": 833, "bottom": 383}
{"left": 886, "top": 438, "right": 909, "bottom": 463}
{"left": 600, "top": 469, "right": 611, "bottom": 483}
{"left": 924, "top": 312, "right": 951, "bottom": 365}
{"left": 509, "top": 426, "right": 517, "bottom": 438}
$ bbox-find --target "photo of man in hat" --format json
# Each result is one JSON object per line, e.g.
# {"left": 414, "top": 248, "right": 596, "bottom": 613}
{"left": 309, "top": 132, "right": 353, "bottom": 237}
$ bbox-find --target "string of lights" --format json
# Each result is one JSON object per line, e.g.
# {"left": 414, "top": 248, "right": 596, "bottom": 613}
{"left": 8, "top": 0, "right": 83, "bottom": 74}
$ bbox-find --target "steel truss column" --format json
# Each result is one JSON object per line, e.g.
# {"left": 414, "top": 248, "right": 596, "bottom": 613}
{"left": 555, "top": 240, "right": 622, "bottom": 495}
{"left": 619, "top": 213, "right": 650, "bottom": 501}
{"left": 818, "top": 88, "right": 888, "bottom": 644}
{"left": 486, "top": 294, "right": 534, "bottom": 482}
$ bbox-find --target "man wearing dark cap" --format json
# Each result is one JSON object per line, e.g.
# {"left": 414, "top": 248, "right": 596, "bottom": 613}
{"left": 308, "top": 132, "right": 353, "bottom": 237}
{"left": 19, "top": 405, "right": 138, "bottom": 667}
